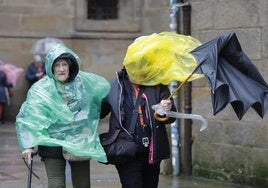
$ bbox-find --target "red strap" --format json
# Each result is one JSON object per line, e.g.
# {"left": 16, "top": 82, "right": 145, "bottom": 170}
{"left": 133, "top": 84, "right": 144, "bottom": 126}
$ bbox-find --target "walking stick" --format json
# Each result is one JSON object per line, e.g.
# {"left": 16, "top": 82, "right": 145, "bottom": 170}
{"left": 27, "top": 155, "right": 33, "bottom": 188}
{"left": 23, "top": 151, "right": 39, "bottom": 188}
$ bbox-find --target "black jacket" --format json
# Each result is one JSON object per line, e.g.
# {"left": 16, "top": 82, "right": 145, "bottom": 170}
{"left": 100, "top": 70, "right": 176, "bottom": 164}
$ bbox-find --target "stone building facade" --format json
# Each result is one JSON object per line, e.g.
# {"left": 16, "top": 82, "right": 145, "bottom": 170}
{"left": 0, "top": 0, "right": 267, "bottom": 187}
{"left": 189, "top": 1, "right": 268, "bottom": 187}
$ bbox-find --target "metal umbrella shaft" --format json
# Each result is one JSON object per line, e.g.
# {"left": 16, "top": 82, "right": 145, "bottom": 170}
{"left": 167, "top": 67, "right": 198, "bottom": 100}
{"left": 154, "top": 64, "right": 201, "bottom": 121}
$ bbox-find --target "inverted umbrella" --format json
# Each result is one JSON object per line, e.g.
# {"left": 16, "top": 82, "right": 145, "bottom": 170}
{"left": 190, "top": 32, "right": 268, "bottom": 120}
{"left": 123, "top": 32, "right": 203, "bottom": 86}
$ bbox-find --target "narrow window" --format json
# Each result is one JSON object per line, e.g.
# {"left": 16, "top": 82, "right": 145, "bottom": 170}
{"left": 87, "top": 0, "right": 119, "bottom": 20}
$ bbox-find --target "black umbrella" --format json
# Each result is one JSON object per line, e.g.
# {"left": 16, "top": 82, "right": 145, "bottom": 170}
{"left": 190, "top": 32, "right": 268, "bottom": 120}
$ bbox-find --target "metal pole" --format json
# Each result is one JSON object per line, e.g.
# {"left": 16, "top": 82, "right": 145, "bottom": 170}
{"left": 170, "top": 0, "right": 193, "bottom": 176}
{"left": 181, "top": 3, "right": 193, "bottom": 176}
{"left": 169, "top": 82, "right": 181, "bottom": 175}
{"left": 169, "top": 0, "right": 181, "bottom": 176}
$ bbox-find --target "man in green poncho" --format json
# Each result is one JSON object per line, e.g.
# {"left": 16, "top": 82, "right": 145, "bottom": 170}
{"left": 16, "top": 44, "right": 110, "bottom": 188}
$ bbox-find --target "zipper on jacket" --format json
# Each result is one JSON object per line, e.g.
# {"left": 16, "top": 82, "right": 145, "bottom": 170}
{"left": 116, "top": 72, "right": 130, "bottom": 135}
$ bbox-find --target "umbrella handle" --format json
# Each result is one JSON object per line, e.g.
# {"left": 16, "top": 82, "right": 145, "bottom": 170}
{"left": 153, "top": 112, "right": 170, "bottom": 121}
{"left": 154, "top": 70, "right": 196, "bottom": 121}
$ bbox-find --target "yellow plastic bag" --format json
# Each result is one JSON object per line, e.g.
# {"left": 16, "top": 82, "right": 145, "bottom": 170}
{"left": 123, "top": 32, "right": 203, "bottom": 86}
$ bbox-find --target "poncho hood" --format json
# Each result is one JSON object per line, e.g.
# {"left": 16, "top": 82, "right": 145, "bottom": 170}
{"left": 16, "top": 44, "right": 110, "bottom": 163}
{"left": 45, "top": 44, "right": 80, "bottom": 82}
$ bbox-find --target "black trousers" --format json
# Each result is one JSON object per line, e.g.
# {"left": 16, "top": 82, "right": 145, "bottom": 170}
{"left": 115, "top": 154, "right": 161, "bottom": 188}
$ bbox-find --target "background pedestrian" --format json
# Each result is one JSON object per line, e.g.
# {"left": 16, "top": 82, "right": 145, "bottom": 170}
{"left": 0, "top": 70, "right": 13, "bottom": 124}
{"left": 25, "top": 54, "right": 46, "bottom": 88}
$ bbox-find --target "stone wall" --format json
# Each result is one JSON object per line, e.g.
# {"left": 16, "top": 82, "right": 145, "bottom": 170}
{"left": 188, "top": 0, "right": 268, "bottom": 187}
{"left": 0, "top": 0, "right": 267, "bottom": 187}
{"left": 0, "top": 0, "right": 170, "bottom": 120}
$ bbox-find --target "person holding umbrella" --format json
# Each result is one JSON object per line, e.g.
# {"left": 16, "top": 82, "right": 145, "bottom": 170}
{"left": 0, "top": 70, "right": 13, "bottom": 124}
{"left": 16, "top": 44, "right": 110, "bottom": 188}
{"left": 99, "top": 32, "right": 204, "bottom": 188}
{"left": 100, "top": 67, "right": 177, "bottom": 188}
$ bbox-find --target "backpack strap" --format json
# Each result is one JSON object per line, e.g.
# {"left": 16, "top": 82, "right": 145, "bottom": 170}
{"left": 128, "top": 95, "right": 142, "bottom": 135}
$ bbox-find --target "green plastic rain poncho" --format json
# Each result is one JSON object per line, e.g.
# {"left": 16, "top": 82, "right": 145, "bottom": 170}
{"left": 16, "top": 44, "right": 110, "bottom": 163}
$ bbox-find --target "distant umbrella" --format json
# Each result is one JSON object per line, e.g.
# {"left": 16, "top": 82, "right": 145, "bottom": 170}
{"left": 31, "top": 37, "right": 64, "bottom": 57}
{"left": 0, "top": 61, "right": 23, "bottom": 87}
{"left": 190, "top": 32, "right": 268, "bottom": 120}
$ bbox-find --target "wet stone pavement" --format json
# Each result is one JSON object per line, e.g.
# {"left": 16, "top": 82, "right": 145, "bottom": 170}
{"left": 0, "top": 122, "right": 254, "bottom": 188}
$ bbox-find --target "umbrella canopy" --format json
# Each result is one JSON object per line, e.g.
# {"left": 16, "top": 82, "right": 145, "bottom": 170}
{"left": 31, "top": 37, "right": 64, "bottom": 57}
{"left": 190, "top": 32, "right": 268, "bottom": 120}
{"left": 123, "top": 32, "right": 203, "bottom": 86}
{"left": 0, "top": 60, "right": 24, "bottom": 87}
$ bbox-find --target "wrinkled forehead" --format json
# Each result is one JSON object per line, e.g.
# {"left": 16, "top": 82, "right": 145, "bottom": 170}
{"left": 53, "top": 57, "right": 73, "bottom": 68}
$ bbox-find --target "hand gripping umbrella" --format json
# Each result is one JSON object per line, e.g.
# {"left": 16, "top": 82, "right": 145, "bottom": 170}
{"left": 190, "top": 32, "right": 268, "bottom": 120}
